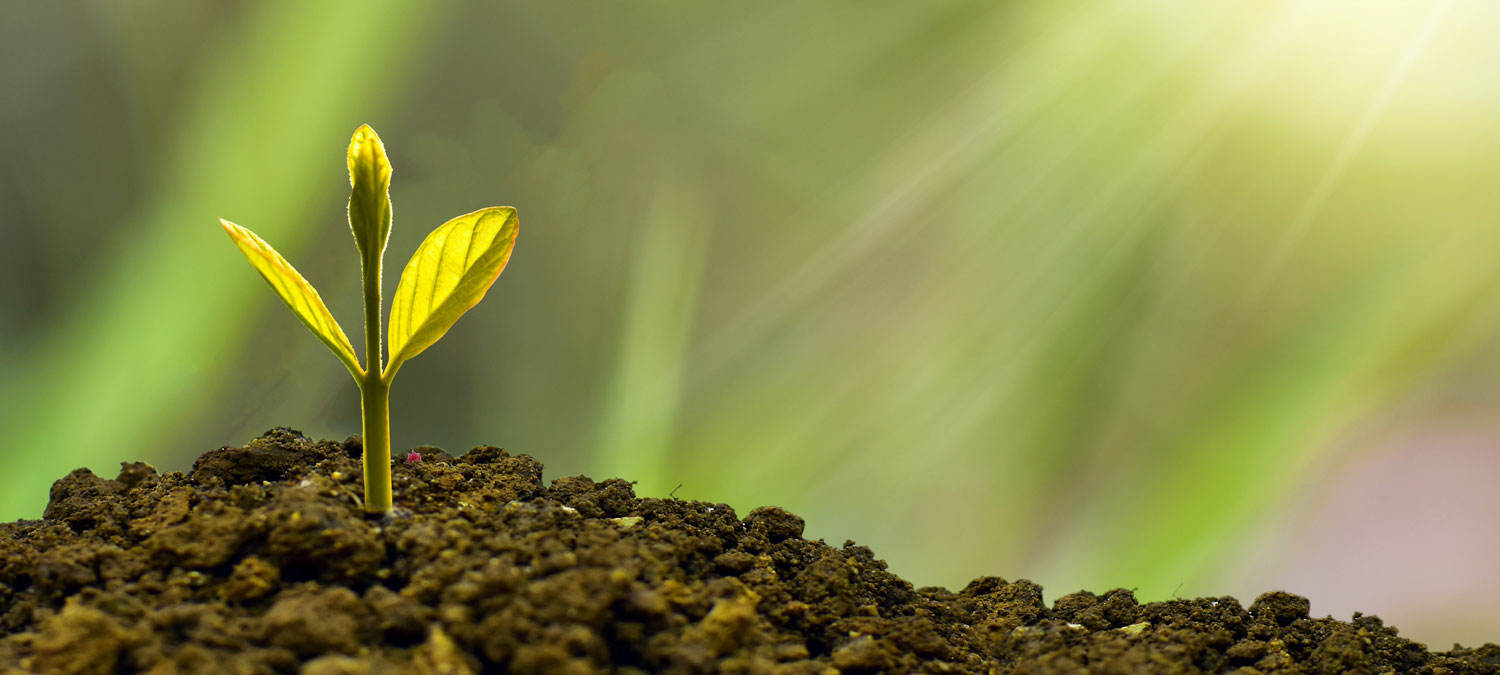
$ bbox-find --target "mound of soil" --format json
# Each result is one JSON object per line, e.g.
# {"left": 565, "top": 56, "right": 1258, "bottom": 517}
{"left": 1, "top": 429, "right": 1495, "bottom": 674}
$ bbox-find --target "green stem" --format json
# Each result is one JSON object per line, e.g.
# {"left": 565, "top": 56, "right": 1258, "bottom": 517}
{"left": 361, "top": 229, "right": 391, "bottom": 514}
{"left": 361, "top": 377, "right": 392, "bottom": 513}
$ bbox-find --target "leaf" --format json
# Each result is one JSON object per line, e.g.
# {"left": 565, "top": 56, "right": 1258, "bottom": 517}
{"left": 347, "top": 124, "right": 392, "bottom": 268}
{"left": 220, "top": 218, "right": 363, "bottom": 378}
{"left": 386, "top": 207, "right": 518, "bottom": 376}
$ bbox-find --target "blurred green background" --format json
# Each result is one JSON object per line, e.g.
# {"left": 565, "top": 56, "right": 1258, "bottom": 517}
{"left": 4, "top": 0, "right": 1500, "bottom": 647}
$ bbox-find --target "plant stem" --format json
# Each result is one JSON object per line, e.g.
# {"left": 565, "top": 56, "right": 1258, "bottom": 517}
{"left": 361, "top": 376, "right": 392, "bottom": 513}
{"left": 361, "top": 224, "right": 390, "bottom": 514}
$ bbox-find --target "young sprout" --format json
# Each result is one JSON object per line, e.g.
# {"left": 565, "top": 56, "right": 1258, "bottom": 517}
{"left": 220, "top": 125, "right": 518, "bottom": 514}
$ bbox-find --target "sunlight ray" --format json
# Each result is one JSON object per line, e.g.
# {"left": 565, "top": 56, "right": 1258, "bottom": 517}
{"left": 1243, "top": 0, "right": 1452, "bottom": 308}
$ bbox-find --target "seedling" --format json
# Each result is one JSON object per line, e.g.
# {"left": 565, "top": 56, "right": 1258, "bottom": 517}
{"left": 220, "top": 125, "right": 518, "bottom": 514}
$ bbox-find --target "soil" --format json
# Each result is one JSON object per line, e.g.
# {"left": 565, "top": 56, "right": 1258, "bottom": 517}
{"left": 1, "top": 428, "right": 1495, "bottom": 674}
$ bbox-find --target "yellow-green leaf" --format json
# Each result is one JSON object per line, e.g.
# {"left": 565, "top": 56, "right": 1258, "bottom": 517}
{"left": 347, "top": 124, "right": 392, "bottom": 268}
{"left": 220, "top": 218, "right": 363, "bottom": 378}
{"left": 386, "top": 207, "right": 518, "bottom": 377}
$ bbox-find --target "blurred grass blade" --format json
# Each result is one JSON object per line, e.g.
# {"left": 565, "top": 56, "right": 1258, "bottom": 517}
{"left": 386, "top": 207, "right": 518, "bottom": 376}
{"left": 220, "top": 219, "right": 362, "bottom": 378}
{"left": 596, "top": 177, "right": 709, "bottom": 492}
{"left": 347, "top": 124, "right": 392, "bottom": 267}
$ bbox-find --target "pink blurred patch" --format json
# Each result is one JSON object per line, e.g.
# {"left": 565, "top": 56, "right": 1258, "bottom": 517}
{"left": 1230, "top": 416, "right": 1500, "bottom": 648}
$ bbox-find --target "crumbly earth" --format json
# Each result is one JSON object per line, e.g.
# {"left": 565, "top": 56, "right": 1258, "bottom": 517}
{"left": 0, "top": 429, "right": 1495, "bottom": 674}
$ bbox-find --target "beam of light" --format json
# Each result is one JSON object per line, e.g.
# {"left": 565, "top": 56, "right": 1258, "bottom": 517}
{"left": 681, "top": 5, "right": 1095, "bottom": 391}
{"left": 849, "top": 3, "right": 1318, "bottom": 582}
{"left": 1242, "top": 0, "right": 1452, "bottom": 309}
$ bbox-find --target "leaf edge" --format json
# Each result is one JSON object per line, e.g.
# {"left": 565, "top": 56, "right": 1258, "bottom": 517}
{"left": 383, "top": 206, "right": 518, "bottom": 380}
{"left": 220, "top": 218, "right": 365, "bottom": 380}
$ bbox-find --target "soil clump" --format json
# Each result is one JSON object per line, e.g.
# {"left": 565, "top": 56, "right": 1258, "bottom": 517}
{"left": 1, "top": 428, "right": 1496, "bottom": 674}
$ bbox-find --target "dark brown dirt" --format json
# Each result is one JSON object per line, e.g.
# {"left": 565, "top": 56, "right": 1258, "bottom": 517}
{"left": 1, "top": 429, "right": 1495, "bottom": 674}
